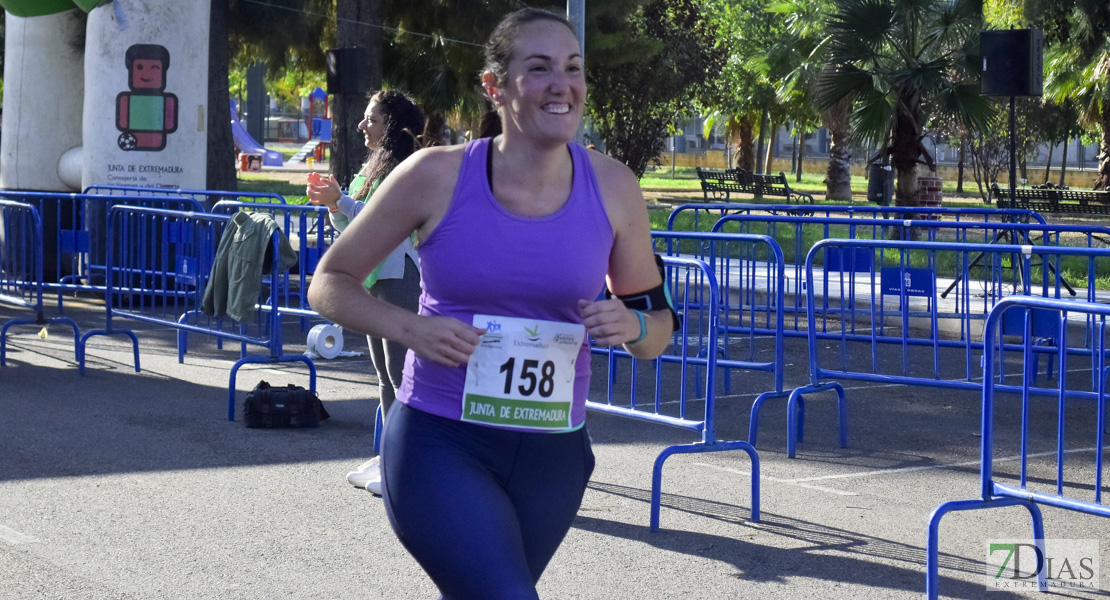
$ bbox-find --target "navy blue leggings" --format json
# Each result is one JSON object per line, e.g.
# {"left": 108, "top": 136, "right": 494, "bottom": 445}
{"left": 381, "top": 401, "right": 595, "bottom": 600}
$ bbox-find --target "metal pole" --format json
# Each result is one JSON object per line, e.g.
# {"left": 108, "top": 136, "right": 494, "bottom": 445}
{"left": 568, "top": 0, "right": 586, "bottom": 145}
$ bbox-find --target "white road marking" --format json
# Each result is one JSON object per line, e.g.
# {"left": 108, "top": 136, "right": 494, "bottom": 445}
{"left": 0, "top": 524, "right": 39, "bottom": 545}
{"left": 784, "top": 447, "right": 1100, "bottom": 484}
{"left": 693, "top": 463, "right": 860, "bottom": 496}
{"left": 694, "top": 446, "right": 1099, "bottom": 497}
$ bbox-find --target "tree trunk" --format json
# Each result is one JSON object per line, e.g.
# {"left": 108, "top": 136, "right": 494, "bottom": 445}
{"left": 332, "top": 0, "right": 383, "bottom": 187}
{"left": 795, "top": 129, "right": 806, "bottom": 182}
{"left": 956, "top": 135, "right": 966, "bottom": 194}
{"left": 1060, "top": 138, "right": 1068, "bottom": 187}
{"left": 765, "top": 120, "right": 776, "bottom": 174}
{"left": 1097, "top": 106, "right": 1110, "bottom": 191}
{"left": 890, "top": 87, "right": 923, "bottom": 207}
{"left": 736, "top": 115, "right": 754, "bottom": 171}
{"left": 754, "top": 108, "right": 768, "bottom": 173}
{"left": 1043, "top": 144, "right": 1053, "bottom": 184}
{"left": 790, "top": 127, "right": 798, "bottom": 174}
{"left": 823, "top": 97, "right": 853, "bottom": 201}
{"left": 794, "top": 129, "right": 803, "bottom": 183}
{"left": 206, "top": 0, "right": 236, "bottom": 197}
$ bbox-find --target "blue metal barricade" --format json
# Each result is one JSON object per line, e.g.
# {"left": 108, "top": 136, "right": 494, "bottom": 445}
{"left": 84, "top": 184, "right": 287, "bottom": 208}
{"left": 708, "top": 215, "right": 1110, "bottom": 337}
{"left": 776, "top": 238, "right": 1110, "bottom": 458}
{"left": 650, "top": 230, "right": 787, "bottom": 398}
{"left": 0, "top": 190, "right": 205, "bottom": 308}
{"left": 665, "top": 202, "right": 1045, "bottom": 233}
{"left": 587, "top": 255, "right": 761, "bottom": 530}
{"left": 0, "top": 200, "right": 80, "bottom": 366}
{"left": 925, "top": 296, "right": 1110, "bottom": 599}
{"left": 78, "top": 205, "right": 315, "bottom": 419}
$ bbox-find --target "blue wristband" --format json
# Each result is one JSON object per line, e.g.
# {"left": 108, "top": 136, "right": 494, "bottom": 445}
{"left": 631, "top": 309, "right": 647, "bottom": 344}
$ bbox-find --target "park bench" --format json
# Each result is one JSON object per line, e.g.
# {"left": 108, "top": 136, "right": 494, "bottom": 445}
{"left": 696, "top": 167, "right": 815, "bottom": 205}
{"left": 991, "top": 182, "right": 1110, "bottom": 216}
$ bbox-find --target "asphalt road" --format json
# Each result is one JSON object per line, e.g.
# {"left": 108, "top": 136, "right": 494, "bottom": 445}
{"left": 1, "top": 300, "right": 1107, "bottom": 599}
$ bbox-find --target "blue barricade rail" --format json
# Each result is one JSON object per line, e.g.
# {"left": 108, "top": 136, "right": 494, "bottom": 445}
{"left": 665, "top": 202, "right": 1045, "bottom": 233}
{"left": 708, "top": 215, "right": 1110, "bottom": 336}
{"left": 587, "top": 255, "right": 762, "bottom": 530}
{"left": 84, "top": 184, "right": 287, "bottom": 207}
{"left": 775, "top": 238, "right": 1110, "bottom": 458}
{"left": 0, "top": 190, "right": 205, "bottom": 308}
{"left": 78, "top": 205, "right": 315, "bottom": 420}
{"left": 926, "top": 296, "right": 1110, "bottom": 599}
{"left": 0, "top": 199, "right": 80, "bottom": 366}
{"left": 650, "top": 231, "right": 787, "bottom": 399}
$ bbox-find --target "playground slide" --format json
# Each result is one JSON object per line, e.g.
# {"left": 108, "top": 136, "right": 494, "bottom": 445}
{"left": 230, "top": 100, "right": 284, "bottom": 167}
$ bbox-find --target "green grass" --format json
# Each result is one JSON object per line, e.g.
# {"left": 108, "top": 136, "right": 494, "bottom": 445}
{"left": 639, "top": 165, "right": 990, "bottom": 201}
{"left": 236, "top": 175, "right": 309, "bottom": 202}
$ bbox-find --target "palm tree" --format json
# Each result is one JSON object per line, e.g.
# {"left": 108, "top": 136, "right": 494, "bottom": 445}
{"left": 816, "top": 0, "right": 993, "bottom": 207}
{"left": 767, "top": 0, "right": 854, "bottom": 200}
{"left": 1035, "top": 0, "right": 1110, "bottom": 190}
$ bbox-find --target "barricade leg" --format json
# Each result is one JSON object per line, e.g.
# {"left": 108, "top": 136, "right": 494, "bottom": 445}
{"left": 649, "top": 440, "right": 760, "bottom": 531}
{"left": 926, "top": 497, "right": 1045, "bottom": 600}
{"left": 787, "top": 383, "right": 847, "bottom": 458}
{"left": 175, "top": 310, "right": 203, "bottom": 362}
{"left": 747, "top": 389, "right": 789, "bottom": 447}
{"left": 78, "top": 329, "right": 140, "bottom": 375}
{"left": 1, "top": 316, "right": 80, "bottom": 367}
{"left": 228, "top": 354, "right": 317, "bottom": 421}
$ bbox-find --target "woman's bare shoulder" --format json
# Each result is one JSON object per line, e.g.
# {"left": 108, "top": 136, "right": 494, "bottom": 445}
{"left": 396, "top": 143, "right": 467, "bottom": 180}
{"left": 585, "top": 147, "right": 643, "bottom": 209}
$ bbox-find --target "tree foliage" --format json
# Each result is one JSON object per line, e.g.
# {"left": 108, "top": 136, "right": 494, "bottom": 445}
{"left": 1028, "top": 0, "right": 1110, "bottom": 189}
{"left": 700, "top": 0, "right": 784, "bottom": 171}
{"left": 588, "top": 0, "right": 726, "bottom": 176}
{"left": 817, "top": 0, "right": 992, "bottom": 207}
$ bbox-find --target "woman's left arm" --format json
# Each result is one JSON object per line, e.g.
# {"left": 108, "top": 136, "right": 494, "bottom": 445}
{"left": 578, "top": 153, "right": 672, "bottom": 360}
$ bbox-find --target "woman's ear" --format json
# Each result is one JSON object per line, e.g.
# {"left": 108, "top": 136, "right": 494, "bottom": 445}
{"left": 481, "top": 71, "right": 501, "bottom": 105}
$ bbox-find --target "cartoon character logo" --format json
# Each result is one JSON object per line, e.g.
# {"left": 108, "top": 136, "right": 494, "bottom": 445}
{"left": 115, "top": 44, "right": 178, "bottom": 151}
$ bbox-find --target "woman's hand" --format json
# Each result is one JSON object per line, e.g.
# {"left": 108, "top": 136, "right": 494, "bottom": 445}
{"left": 406, "top": 315, "right": 487, "bottom": 368}
{"left": 306, "top": 172, "right": 342, "bottom": 211}
{"left": 578, "top": 298, "right": 641, "bottom": 347}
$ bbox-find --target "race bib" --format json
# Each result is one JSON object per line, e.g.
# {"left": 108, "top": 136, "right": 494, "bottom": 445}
{"left": 463, "top": 314, "right": 585, "bottom": 430}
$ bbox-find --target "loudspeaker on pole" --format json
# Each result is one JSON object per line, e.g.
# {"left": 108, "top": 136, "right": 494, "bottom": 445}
{"left": 326, "top": 47, "right": 368, "bottom": 96}
{"left": 980, "top": 29, "right": 1043, "bottom": 97}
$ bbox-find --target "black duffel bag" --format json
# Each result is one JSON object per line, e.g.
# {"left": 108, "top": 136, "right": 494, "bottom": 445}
{"left": 243, "top": 380, "right": 330, "bottom": 428}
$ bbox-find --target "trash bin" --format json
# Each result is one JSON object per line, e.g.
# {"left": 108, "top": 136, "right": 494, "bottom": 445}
{"left": 239, "top": 153, "right": 262, "bottom": 172}
{"left": 867, "top": 163, "right": 894, "bottom": 205}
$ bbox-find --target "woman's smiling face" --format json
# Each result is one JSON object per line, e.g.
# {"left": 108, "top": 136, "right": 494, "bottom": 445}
{"left": 496, "top": 19, "right": 585, "bottom": 146}
{"left": 357, "top": 100, "right": 385, "bottom": 149}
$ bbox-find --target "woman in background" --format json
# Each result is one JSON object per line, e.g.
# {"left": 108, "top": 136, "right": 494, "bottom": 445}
{"left": 306, "top": 89, "right": 425, "bottom": 495}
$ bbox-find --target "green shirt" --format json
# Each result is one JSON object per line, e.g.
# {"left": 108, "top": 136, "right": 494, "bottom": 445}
{"left": 334, "top": 174, "right": 416, "bottom": 290}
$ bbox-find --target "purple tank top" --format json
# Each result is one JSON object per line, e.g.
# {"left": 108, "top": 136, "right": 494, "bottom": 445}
{"left": 397, "top": 138, "right": 614, "bottom": 429}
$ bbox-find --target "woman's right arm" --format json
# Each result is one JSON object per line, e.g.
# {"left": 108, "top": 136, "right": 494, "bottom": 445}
{"left": 307, "top": 148, "right": 485, "bottom": 367}
{"left": 306, "top": 173, "right": 359, "bottom": 231}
